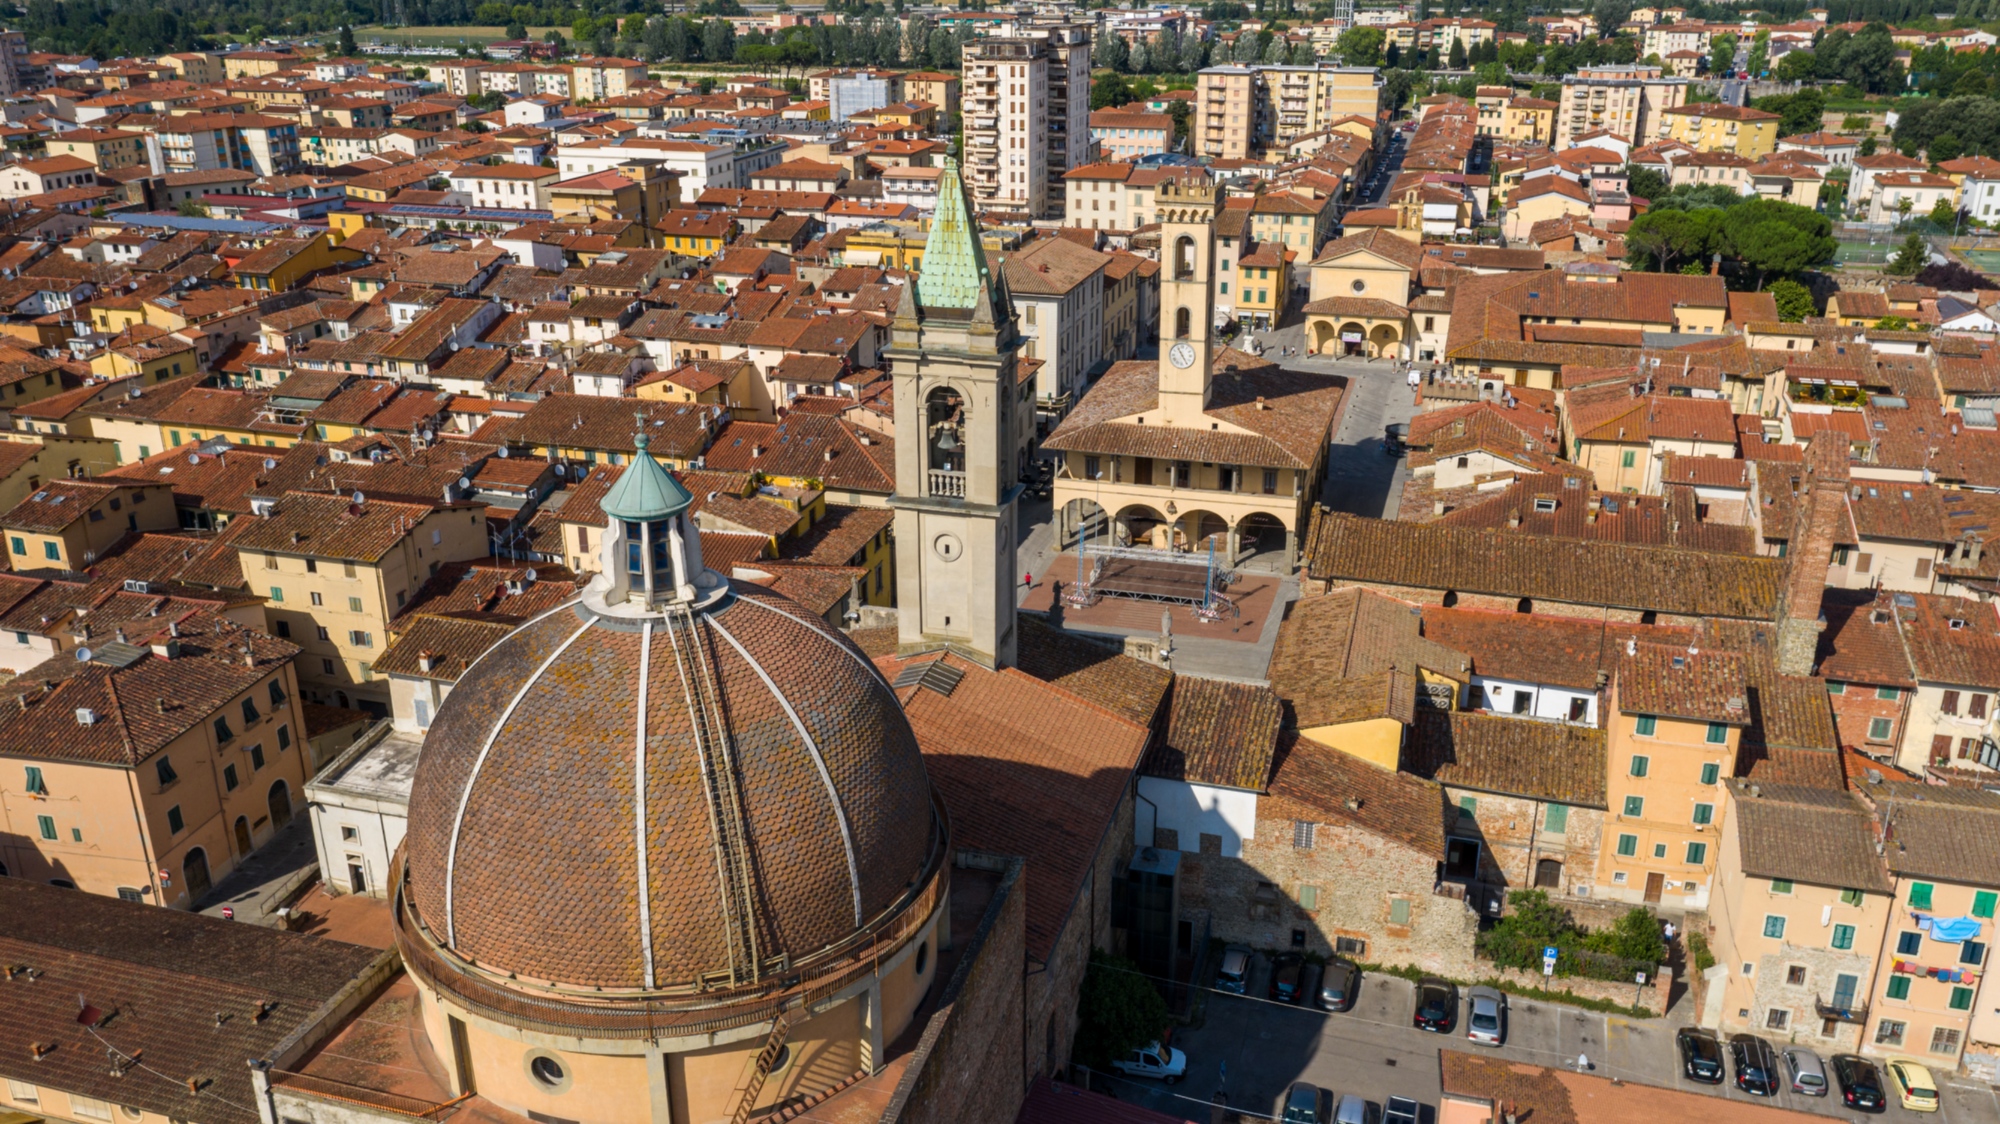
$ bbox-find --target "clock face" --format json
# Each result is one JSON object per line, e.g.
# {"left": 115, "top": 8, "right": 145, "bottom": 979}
{"left": 1169, "top": 342, "right": 1197, "bottom": 369}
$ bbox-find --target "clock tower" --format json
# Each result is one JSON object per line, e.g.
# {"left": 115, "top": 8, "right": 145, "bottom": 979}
{"left": 1157, "top": 175, "right": 1219, "bottom": 425}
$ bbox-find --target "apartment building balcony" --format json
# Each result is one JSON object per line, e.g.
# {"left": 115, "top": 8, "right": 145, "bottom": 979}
{"left": 1815, "top": 995, "right": 1869, "bottom": 1025}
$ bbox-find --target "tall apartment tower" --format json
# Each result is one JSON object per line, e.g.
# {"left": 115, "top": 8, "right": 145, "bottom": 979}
{"left": 887, "top": 156, "right": 1023, "bottom": 668}
{"left": 1193, "top": 64, "right": 1382, "bottom": 161}
{"left": 959, "top": 23, "right": 1092, "bottom": 219}
{"left": 1555, "top": 63, "right": 1689, "bottom": 149}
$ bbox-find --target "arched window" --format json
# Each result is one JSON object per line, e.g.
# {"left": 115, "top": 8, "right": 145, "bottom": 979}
{"left": 1175, "top": 307, "right": 1191, "bottom": 339}
{"left": 925, "top": 387, "right": 965, "bottom": 476}
{"left": 1173, "top": 235, "right": 1195, "bottom": 281}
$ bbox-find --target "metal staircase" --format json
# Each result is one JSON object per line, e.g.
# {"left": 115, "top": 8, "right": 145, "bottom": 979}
{"left": 728, "top": 1005, "right": 804, "bottom": 1124}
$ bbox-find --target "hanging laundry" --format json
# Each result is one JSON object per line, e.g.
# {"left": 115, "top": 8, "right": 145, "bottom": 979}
{"left": 1928, "top": 917, "right": 1983, "bottom": 943}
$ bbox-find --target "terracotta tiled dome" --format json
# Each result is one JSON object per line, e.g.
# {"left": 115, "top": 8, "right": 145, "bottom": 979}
{"left": 401, "top": 581, "right": 939, "bottom": 992}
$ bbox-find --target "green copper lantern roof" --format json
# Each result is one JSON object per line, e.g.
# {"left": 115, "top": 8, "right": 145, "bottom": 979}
{"left": 917, "top": 155, "right": 996, "bottom": 311}
{"left": 602, "top": 433, "right": 693, "bottom": 521}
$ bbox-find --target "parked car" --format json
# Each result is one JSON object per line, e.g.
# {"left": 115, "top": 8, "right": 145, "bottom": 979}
{"left": 1318, "top": 957, "right": 1360, "bottom": 1012}
{"left": 1782, "top": 1046, "right": 1828, "bottom": 1097}
{"left": 1831, "top": 1054, "right": 1886, "bottom": 1112}
{"left": 1111, "top": 1042, "right": 1186, "bottom": 1084}
{"left": 1269, "top": 953, "right": 1305, "bottom": 1003}
{"left": 1466, "top": 985, "right": 1507, "bottom": 1046}
{"left": 1676, "top": 1027, "right": 1725, "bottom": 1084}
{"left": 1729, "top": 1034, "right": 1779, "bottom": 1097}
{"left": 1887, "top": 1058, "right": 1940, "bottom": 1113}
{"left": 1413, "top": 977, "right": 1458, "bottom": 1033}
{"left": 1382, "top": 1097, "right": 1419, "bottom": 1124}
{"left": 1216, "top": 945, "right": 1251, "bottom": 994}
{"left": 1282, "top": 1083, "right": 1326, "bottom": 1124}
{"left": 1332, "top": 1094, "right": 1381, "bottom": 1124}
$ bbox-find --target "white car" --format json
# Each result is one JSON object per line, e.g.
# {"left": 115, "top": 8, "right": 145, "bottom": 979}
{"left": 1111, "top": 1041, "right": 1187, "bottom": 1084}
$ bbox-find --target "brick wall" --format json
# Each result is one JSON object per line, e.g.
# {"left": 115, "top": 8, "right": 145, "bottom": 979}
{"left": 1178, "top": 813, "right": 1477, "bottom": 973}
{"left": 1027, "top": 784, "right": 1138, "bottom": 1086}
{"left": 1826, "top": 685, "right": 1909, "bottom": 757}
{"left": 883, "top": 854, "right": 1027, "bottom": 1124}
{"left": 1439, "top": 787, "right": 1605, "bottom": 899}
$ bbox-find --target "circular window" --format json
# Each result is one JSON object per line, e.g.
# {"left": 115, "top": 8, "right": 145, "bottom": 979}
{"left": 770, "top": 1045, "right": 793, "bottom": 1072}
{"left": 120, "top": 1107, "right": 143, "bottom": 1120}
{"left": 1350, "top": 279, "right": 1367, "bottom": 294}
{"left": 915, "top": 941, "right": 929, "bottom": 976}
{"left": 525, "top": 1051, "right": 570, "bottom": 1093}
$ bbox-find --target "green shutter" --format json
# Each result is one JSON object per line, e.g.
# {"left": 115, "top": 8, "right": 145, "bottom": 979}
{"left": 1624, "top": 795, "right": 1644, "bottom": 817}
{"left": 1459, "top": 796, "right": 1477, "bottom": 819}
{"left": 1911, "top": 882, "right": 1935, "bottom": 910}
{"left": 1706, "top": 722, "right": 1728, "bottom": 744}
{"left": 1630, "top": 755, "right": 1649, "bottom": 777}
{"left": 1763, "top": 915, "right": 1786, "bottom": 939}
{"left": 1543, "top": 804, "right": 1569, "bottom": 834}
{"left": 1772, "top": 879, "right": 1794, "bottom": 894}
{"left": 1693, "top": 803, "right": 1714, "bottom": 825}
{"left": 1685, "top": 841, "right": 1707, "bottom": 865}
{"left": 1952, "top": 986, "right": 1975, "bottom": 1011}
{"left": 1700, "top": 762, "right": 1720, "bottom": 785}
{"left": 1621, "top": 449, "right": 1636, "bottom": 468}
{"left": 24, "top": 766, "right": 44, "bottom": 794}
{"left": 1888, "top": 975, "right": 1911, "bottom": 1000}
{"left": 1389, "top": 897, "right": 1411, "bottom": 925}
{"left": 37, "top": 814, "right": 55, "bottom": 840}
{"left": 1617, "top": 833, "right": 1638, "bottom": 857}
{"left": 1974, "top": 891, "right": 1997, "bottom": 919}
{"left": 1833, "top": 924, "right": 1855, "bottom": 950}
{"left": 1635, "top": 715, "right": 1657, "bottom": 736}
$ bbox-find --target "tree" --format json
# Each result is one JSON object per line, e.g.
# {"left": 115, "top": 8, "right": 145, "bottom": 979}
{"left": 1773, "top": 49, "right": 1818, "bottom": 82}
{"left": 175, "top": 198, "right": 210, "bottom": 217}
{"left": 1072, "top": 950, "right": 1169, "bottom": 1070}
{"left": 1928, "top": 131, "right": 1962, "bottom": 165}
{"left": 1770, "top": 278, "right": 1814, "bottom": 321}
{"left": 505, "top": 20, "right": 527, "bottom": 39}
{"left": 1708, "top": 31, "right": 1736, "bottom": 77}
{"left": 1625, "top": 163, "right": 1668, "bottom": 202}
{"left": 593, "top": 25, "right": 615, "bottom": 56}
{"left": 1090, "top": 72, "right": 1134, "bottom": 110}
{"left": 1475, "top": 889, "right": 1581, "bottom": 972}
{"left": 1093, "top": 30, "right": 1128, "bottom": 70}
{"left": 1930, "top": 196, "right": 1960, "bottom": 228}
{"left": 1916, "top": 260, "right": 1997, "bottom": 292}
{"left": 1839, "top": 23, "right": 1900, "bottom": 94}
{"left": 1626, "top": 206, "right": 1723, "bottom": 273}
{"left": 1859, "top": 135, "right": 1877, "bottom": 157}
{"left": 1384, "top": 41, "right": 1401, "bottom": 67}
{"left": 1888, "top": 231, "right": 1929, "bottom": 276}
{"left": 1581, "top": 907, "right": 1667, "bottom": 966}
{"left": 1337, "top": 25, "right": 1384, "bottom": 67}
{"left": 702, "top": 18, "right": 735, "bottom": 63}
{"left": 1447, "top": 36, "right": 1465, "bottom": 69}
{"left": 1753, "top": 88, "right": 1825, "bottom": 137}
{"left": 336, "top": 23, "right": 356, "bottom": 56}
{"left": 1874, "top": 314, "right": 1912, "bottom": 330}
{"left": 1722, "top": 198, "right": 1837, "bottom": 289}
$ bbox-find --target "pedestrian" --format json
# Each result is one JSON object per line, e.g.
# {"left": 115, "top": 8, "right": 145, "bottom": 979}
{"left": 1407, "top": 368, "right": 1421, "bottom": 390}
{"left": 1023, "top": 571, "right": 1033, "bottom": 591}
{"left": 1577, "top": 1053, "right": 1592, "bottom": 1072}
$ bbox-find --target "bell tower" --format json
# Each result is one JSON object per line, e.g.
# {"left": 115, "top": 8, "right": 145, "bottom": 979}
{"left": 1157, "top": 175, "right": 1219, "bottom": 425}
{"left": 885, "top": 156, "right": 1022, "bottom": 669}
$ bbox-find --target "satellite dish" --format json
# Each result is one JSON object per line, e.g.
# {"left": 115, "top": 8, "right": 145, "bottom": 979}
{"left": 263, "top": 458, "right": 276, "bottom": 470}
{"left": 525, "top": 568, "right": 538, "bottom": 582}
{"left": 75, "top": 647, "right": 92, "bottom": 662}
{"left": 498, "top": 446, "right": 510, "bottom": 458}
{"left": 553, "top": 464, "right": 566, "bottom": 477}
{"left": 458, "top": 475, "right": 472, "bottom": 489}
{"left": 352, "top": 491, "right": 365, "bottom": 504}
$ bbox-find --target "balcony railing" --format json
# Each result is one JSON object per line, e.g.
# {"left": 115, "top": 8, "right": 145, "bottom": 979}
{"left": 928, "top": 470, "right": 966, "bottom": 498}
{"left": 1815, "top": 995, "right": 1869, "bottom": 1024}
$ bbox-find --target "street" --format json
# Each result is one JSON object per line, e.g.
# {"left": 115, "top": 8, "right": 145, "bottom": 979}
{"left": 1094, "top": 958, "right": 2000, "bottom": 1124}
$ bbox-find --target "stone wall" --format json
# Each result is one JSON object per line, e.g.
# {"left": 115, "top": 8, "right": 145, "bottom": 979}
{"left": 1179, "top": 813, "right": 1477, "bottom": 974}
{"left": 1482, "top": 963, "right": 1674, "bottom": 1016}
{"left": 1027, "top": 785, "right": 1137, "bottom": 1087}
{"left": 1723, "top": 946, "right": 1878, "bottom": 1053}
{"left": 1437, "top": 788, "right": 1605, "bottom": 900}
{"left": 883, "top": 854, "right": 1028, "bottom": 1124}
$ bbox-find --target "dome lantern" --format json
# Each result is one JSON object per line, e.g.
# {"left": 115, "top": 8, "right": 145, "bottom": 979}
{"left": 598, "top": 431, "right": 712, "bottom": 608}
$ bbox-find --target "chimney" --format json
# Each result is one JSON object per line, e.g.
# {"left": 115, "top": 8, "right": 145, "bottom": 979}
{"left": 418, "top": 650, "right": 435, "bottom": 673}
{"left": 1775, "top": 432, "right": 1849, "bottom": 676}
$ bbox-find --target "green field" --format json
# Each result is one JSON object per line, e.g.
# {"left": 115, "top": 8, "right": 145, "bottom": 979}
{"left": 1832, "top": 241, "right": 1891, "bottom": 264}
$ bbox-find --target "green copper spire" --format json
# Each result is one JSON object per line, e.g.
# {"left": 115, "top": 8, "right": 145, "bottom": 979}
{"left": 603, "top": 432, "right": 693, "bottom": 521}
{"left": 917, "top": 156, "right": 994, "bottom": 311}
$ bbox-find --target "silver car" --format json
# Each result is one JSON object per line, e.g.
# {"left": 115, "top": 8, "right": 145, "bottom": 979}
{"left": 1783, "top": 1046, "right": 1829, "bottom": 1096}
{"left": 1467, "top": 985, "right": 1507, "bottom": 1046}
{"left": 1216, "top": 945, "right": 1251, "bottom": 994}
